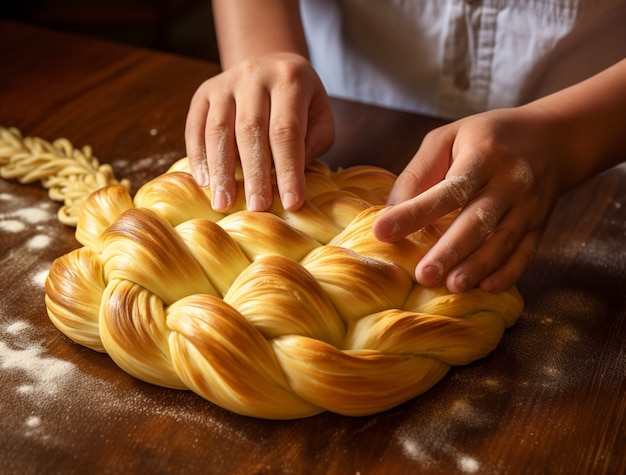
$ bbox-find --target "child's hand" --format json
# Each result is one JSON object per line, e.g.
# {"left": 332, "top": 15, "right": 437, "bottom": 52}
{"left": 185, "top": 52, "right": 335, "bottom": 211}
{"left": 373, "top": 106, "right": 569, "bottom": 293}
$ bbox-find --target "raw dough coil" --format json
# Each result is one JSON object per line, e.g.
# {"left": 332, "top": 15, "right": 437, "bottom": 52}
{"left": 0, "top": 126, "right": 130, "bottom": 225}
{"left": 45, "top": 157, "right": 523, "bottom": 419}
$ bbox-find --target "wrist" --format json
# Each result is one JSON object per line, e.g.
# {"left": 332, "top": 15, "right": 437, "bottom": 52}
{"left": 522, "top": 61, "right": 626, "bottom": 192}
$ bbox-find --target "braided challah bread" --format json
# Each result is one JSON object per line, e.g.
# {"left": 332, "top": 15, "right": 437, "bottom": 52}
{"left": 45, "top": 158, "right": 523, "bottom": 419}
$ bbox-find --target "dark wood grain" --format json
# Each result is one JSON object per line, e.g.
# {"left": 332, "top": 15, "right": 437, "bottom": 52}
{"left": 1, "top": 20, "right": 624, "bottom": 475}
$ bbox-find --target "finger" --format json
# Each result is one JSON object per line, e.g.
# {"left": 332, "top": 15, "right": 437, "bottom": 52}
{"left": 303, "top": 92, "right": 335, "bottom": 163}
{"left": 234, "top": 88, "right": 273, "bottom": 211}
{"left": 479, "top": 230, "right": 541, "bottom": 293}
{"left": 185, "top": 83, "right": 211, "bottom": 187}
{"left": 268, "top": 87, "right": 307, "bottom": 210}
{"left": 414, "top": 195, "right": 508, "bottom": 289}
{"left": 373, "top": 170, "right": 484, "bottom": 242}
{"left": 204, "top": 95, "right": 238, "bottom": 211}
{"left": 442, "top": 205, "right": 529, "bottom": 293}
{"left": 386, "top": 125, "right": 457, "bottom": 205}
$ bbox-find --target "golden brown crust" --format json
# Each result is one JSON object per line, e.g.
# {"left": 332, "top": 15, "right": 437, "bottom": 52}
{"left": 45, "top": 158, "right": 524, "bottom": 419}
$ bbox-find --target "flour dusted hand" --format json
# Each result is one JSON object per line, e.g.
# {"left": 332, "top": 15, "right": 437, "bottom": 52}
{"left": 45, "top": 158, "right": 523, "bottom": 419}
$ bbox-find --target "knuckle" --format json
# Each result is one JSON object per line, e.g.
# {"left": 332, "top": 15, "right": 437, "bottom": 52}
{"left": 270, "top": 120, "right": 303, "bottom": 145}
{"left": 395, "top": 168, "right": 422, "bottom": 191}
{"left": 495, "top": 227, "right": 517, "bottom": 254}
{"left": 187, "top": 147, "right": 206, "bottom": 166}
{"left": 238, "top": 58, "right": 260, "bottom": 77}
{"left": 236, "top": 118, "right": 264, "bottom": 145}
{"left": 206, "top": 120, "right": 231, "bottom": 145}
{"left": 271, "top": 55, "right": 308, "bottom": 81}
{"left": 244, "top": 165, "right": 272, "bottom": 186}
{"left": 274, "top": 160, "right": 302, "bottom": 183}
{"left": 510, "top": 158, "right": 535, "bottom": 190}
{"left": 421, "top": 127, "right": 444, "bottom": 146}
{"left": 445, "top": 175, "right": 474, "bottom": 206}
{"left": 209, "top": 167, "right": 233, "bottom": 186}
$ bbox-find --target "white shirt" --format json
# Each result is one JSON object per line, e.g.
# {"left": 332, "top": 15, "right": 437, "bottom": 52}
{"left": 299, "top": 0, "right": 626, "bottom": 119}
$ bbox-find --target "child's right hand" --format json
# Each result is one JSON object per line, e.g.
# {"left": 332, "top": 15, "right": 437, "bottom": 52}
{"left": 185, "top": 52, "right": 335, "bottom": 212}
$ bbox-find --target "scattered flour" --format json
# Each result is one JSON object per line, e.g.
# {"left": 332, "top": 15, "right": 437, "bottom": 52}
{"left": 1, "top": 190, "right": 57, "bottom": 295}
{"left": 0, "top": 320, "right": 73, "bottom": 398}
{"left": 458, "top": 455, "right": 480, "bottom": 473}
{"left": 27, "top": 234, "right": 52, "bottom": 249}
{"left": 114, "top": 151, "right": 180, "bottom": 175}
{"left": 25, "top": 415, "right": 41, "bottom": 428}
{"left": 1, "top": 317, "right": 246, "bottom": 445}
{"left": 1, "top": 193, "right": 56, "bottom": 239}
{"left": 1, "top": 193, "right": 56, "bottom": 291}
{"left": 394, "top": 281, "right": 600, "bottom": 471}
{"left": 0, "top": 219, "right": 26, "bottom": 232}
{"left": 23, "top": 415, "right": 44, "bottom": 439}
{"left": 6, "top": 320, "right": 30, "bottom": 335}
{"left": 14, "top": 207, "right": 52, "bottom": 224}
{"left": 0, "top": 334, "right": 76, "bottom": 396}
{"left": 396, "top": 394, "right": 489, "bottom": 472}
{"left": 31, "top": 268, "right": 50, "bottom": 287}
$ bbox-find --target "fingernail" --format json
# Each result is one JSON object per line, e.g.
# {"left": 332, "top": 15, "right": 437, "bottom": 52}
{"left": 282, "top": 192, "right": 298, "bottom": 210}
{"left": 248, "top": 192, "right": 268, "bottom": 211}
{"left": 375, "top": 219, "right": 400, "bottom": 241}
{"left": 452, "top": 271, "right": 470, "bottom": 293}
{"left": 212, "top": 187, "right": 231, "bottom": 211}
{"left": 420, "top": 261, "right": 444, "bottom": 285}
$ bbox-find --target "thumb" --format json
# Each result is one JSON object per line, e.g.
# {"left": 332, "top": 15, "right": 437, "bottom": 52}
{"left": 304, "top": 96, "right": 335, "bottom": 163}
{"left": 387, "top": 125, "right": 456, "bottom": 205}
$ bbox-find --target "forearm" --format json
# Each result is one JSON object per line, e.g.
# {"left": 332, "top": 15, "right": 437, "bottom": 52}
{"left": 524, "top": 58, "right": 626, "bottom": 192}
{"left": 212, "top": 0, "right": 309, "bottom": 69}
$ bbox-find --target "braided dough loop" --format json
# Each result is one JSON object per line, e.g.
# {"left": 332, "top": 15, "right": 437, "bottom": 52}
{"left": 44, "top": 156, "right": 523, "bottom": 419}
{"left": 0, "top": 126, "right": 130, "bottom": 225}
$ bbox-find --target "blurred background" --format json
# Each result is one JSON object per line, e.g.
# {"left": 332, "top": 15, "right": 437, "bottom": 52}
{"left": 0, "top": 0, "right": 220, "bottom": 63}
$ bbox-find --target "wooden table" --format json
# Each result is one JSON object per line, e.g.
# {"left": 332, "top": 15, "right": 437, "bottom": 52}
{"left": 1, "top": 21, "right": 624, "bottom": 475}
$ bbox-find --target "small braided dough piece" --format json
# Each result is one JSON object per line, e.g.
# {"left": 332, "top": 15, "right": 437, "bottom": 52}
{"left": 45, "top": 157, "right": 523, "bottom": 419}
{"left": 0, "top": 126, "right": 130, "bottom": 225}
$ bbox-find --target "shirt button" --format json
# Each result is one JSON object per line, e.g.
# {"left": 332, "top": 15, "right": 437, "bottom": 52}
{"left": 453, "top": 72, "right": 470, "bottom": 91}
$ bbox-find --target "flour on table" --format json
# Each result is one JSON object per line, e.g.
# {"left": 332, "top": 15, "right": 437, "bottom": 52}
{"left": 0, "top": 219, "right": 26, "bottom": 232}
{"left": 26, "top": 234, "right": 52, "bottom": 249}
{"left": 23, "top": 415, "right": 44, "bottom": 439}
{"left": 31, "top": 268, "right": 49, "bottom": 287}
{"left": 1, "top": 183, "right": 247, "bottom": 447}
{"left": 25, "top": 415, "right": 42, "bottom": 428}
{"left": 6, "top": 320, "right": 30, "bottom": 335}
{"left": 17, "top": 206, "right": 52, "bottom": 224}
{"left": 114, "top": 151, "right": 180, "bottom": 175}
{"left": 395, "top": 393, "right": 490, "bottom": 473}
{"left": 1, "top": 191, "right": 56, "bottom": 236}
{"left": 0, "top": 316, "right": 244, "bottom": 444}
{"left": 1, "top": 192, "right": 56, "bottom": 288}
{"left": 458, "top": 456, "right": 480, "bottom": 473}
{"left": 1, "top": 320, "right": 76, "bottom": 396}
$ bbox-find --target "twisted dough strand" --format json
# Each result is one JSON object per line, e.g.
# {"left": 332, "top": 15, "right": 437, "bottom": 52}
{"left": 1, "top": 126, "right": 524, "bottom": 418}
{"left": 44, "top": 155, "right": 524, "bottom": 419}
{"left": 0, "top": 125, "right": 130, "bottom": 225}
